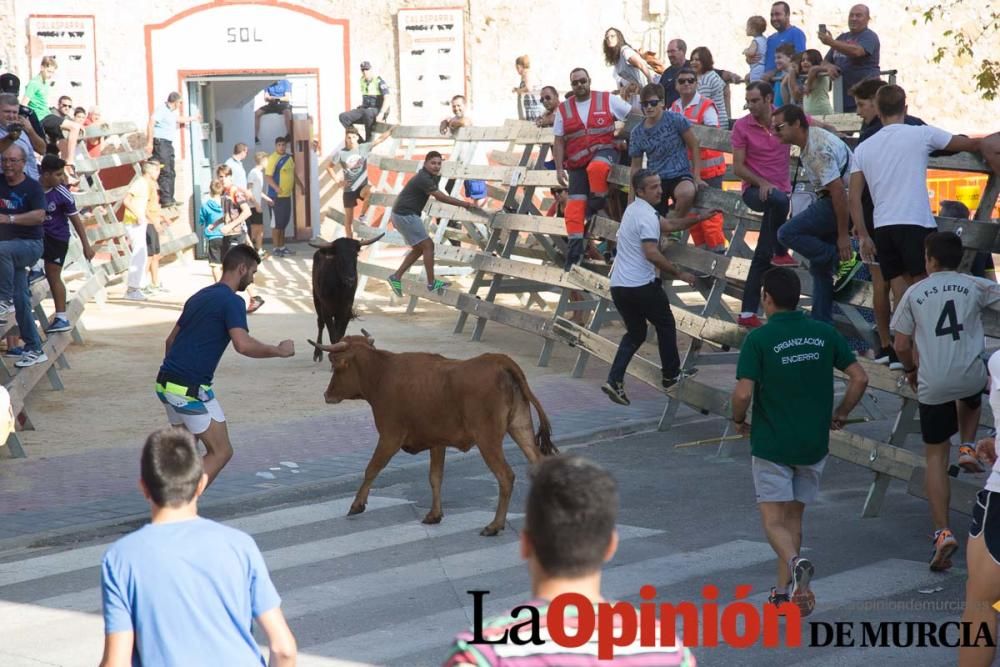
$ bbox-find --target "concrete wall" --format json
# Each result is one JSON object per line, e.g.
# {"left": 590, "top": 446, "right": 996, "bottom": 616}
{"left": 8, "top": 0, "right": 995, "bottom": 133}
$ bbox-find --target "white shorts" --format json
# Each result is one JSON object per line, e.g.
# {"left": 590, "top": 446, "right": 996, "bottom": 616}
{"left": 752, "top": 455, "right": 827, "bottom": 504}
{"left": 156, "top": 384, "right": 226, "bottom": 435}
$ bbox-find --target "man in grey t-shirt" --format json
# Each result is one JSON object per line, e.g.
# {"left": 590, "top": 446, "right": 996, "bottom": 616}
{"left": 818, "top": 5, "right": 880, "bottom": 112}
{"left": 601, "top": 169, "right": 698, "bottom": 406}
{"left": 385, "top": 151, "right": 478, "bottom": 295}
{"left": 892, "top": 232, "right": 1000, "bottom": 572}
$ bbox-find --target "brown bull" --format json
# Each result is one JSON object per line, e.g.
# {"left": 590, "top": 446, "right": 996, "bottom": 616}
{"left": 310, "top": 332, "right": 558, "bottom": 536}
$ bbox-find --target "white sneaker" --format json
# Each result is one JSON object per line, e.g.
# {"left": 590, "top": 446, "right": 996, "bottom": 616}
{"left": 15, "top": 349, "right": 48, "bottom": 368}
{"left": 125, "top": 288, "right": 146, "bottom": 301}
{"left": 356, "top": 214, "right": 368, "bottom": 224}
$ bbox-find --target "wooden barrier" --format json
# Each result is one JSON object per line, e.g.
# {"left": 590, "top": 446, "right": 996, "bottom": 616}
{"left": 322, "top": 118, "right": 997, "bottom": 518}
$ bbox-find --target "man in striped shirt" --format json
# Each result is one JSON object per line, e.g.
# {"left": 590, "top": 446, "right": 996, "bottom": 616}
{"left": 443, "top": 456, "right": 696, "bottom": 666}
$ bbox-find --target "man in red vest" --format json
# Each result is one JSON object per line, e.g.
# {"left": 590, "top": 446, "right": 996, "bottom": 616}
{"left": 553, "top": 67, "right": 631, "bottom": 270}
{"left": 670, "top": 66, "right": 727, "bottom": 254}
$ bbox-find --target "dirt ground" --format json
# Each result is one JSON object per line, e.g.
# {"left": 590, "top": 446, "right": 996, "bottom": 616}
{"left": 7, "top": 244, "right": 616, "bottom": 461}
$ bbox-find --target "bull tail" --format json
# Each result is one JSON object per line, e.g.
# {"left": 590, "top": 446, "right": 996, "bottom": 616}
{"left": 502, "top": 357, "right": 558, "bottom": 457}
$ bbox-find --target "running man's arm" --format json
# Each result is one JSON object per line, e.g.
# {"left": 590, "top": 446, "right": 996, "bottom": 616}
{"left": 164, "top": 324, "right": 180, "bottom": 355}
{"left": 256, "top": 607, "right": 298, "bottom": 667}
{"left": 99, "top": 632, "right": 134, "bottom": 667}
{"left": 230, "top": 328, "right": 295, "bottom": 358}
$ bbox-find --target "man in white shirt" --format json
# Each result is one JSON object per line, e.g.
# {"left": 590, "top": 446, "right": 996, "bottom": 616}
{"left": 224, "top": 143, "right": 249, "bottom": 191}
{"left": 601, "top": 169, "right": 698, "bottom": 406}
{"left": 553, "top": 67, "right": 632, "bottom": 269}
{"left": 892, "top": 231, "right": 1000, "bottom": 572}
{"left": 851, "top": 84, "right": 981, "bottom": 307}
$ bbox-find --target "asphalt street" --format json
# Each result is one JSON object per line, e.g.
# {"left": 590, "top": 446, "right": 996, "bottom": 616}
{"left": 0, "top": 415, "right": 983, "bottom": 666}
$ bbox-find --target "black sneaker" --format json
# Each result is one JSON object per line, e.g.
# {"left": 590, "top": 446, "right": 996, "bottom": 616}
{"left": 601, "top": 381, "right": 630, "bottom": 406}
{"left": 662, "top": 367, "right": 699, "bottom": 390}
{"left": 768, "top": 587, "right": 791, "bottom": 606}
{"left": 833, "top": 252, "right": 863, "bottom": 292}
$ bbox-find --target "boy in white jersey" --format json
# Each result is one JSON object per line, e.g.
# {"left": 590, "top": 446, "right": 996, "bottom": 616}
{"left": 960, "top": 350, "right": 1000, "bottom": 666}
{"left": 891, "top": 232, "right": 1000, "bottom": 571}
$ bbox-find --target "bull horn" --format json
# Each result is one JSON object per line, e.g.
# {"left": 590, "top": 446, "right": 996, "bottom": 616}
{"left": 309, "top": 238, "right": 334, "bottom": 249}
{"left": 307, "top": 339, "right": 349, "bottom": 353}
{"left": 360, "top": 328, "right": 375, "bottom": 345}
{"left": 359, "top": 233, "right": 385, "bottom": 247}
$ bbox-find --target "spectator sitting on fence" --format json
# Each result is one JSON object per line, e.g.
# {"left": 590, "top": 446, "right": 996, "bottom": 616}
{"left": 327, "top": 126, "right": 390, "bottom": 239}
{"left": 439, "top": 95, "right": 487, "bottom": 207}
{"left": 0, "top": 73, "right": 45, "bottom": 143}
{"left": 198, "top": 178, "right": 226, "bottom": 281}
{"left": 761, "top": 1, "right": 806, "bottom": 85}
{"left": 0, "top": 93, "right": 46, "bottom": 180}
{"left": 385, "top": 151, "right": 479, "bottom": 296}
{"left": 82, "top": 106, "right": 105, "bottom": 158}
{"left": 731, "top": 267, "right": 867, "bottom": 616}
{"left": 772, "top": 105, "right": 860, "bottom": 323}
{"left": 744, "top": 15, "right": 768, "bottom": 82}
{"left": 850, "top": 85, "right": 981, "bottom": 323}
{"left": 601, "top": 169, "right": 700, "bottom": 406}
{"left": 339, "top": 61, "right": 390, "bottom": 144}
{"left": 0, "top": 143, "right": 48, "bottom": 368}
{"left": 512, "top": 55, "right": 542, "bottom": 122}
{"left": 890, "top": 232, "right": 1000, "bottom": 573}
{"left": 39, "top": 154, "right": 94, "bottom": 335}
{"left": 554, "top": 67, "right": 631, "bottom": 270}
{"left": 23, "top": 58, "right": 84, "bottom": 165}
{"left": 603, "top": 27, "right": 654, "bottom": 112}
{"left": 98, "top": 427, "right": 297, "bottom": 667}
{"left": 670, "top": 66, "right": 727, "bottom": 255}
{"left": 254, "top": 80, "right": 292, "bottom": 144}
{"left": 444, "top": 454, "right": 697, "bottom": 667}
{"left": 122, "top": 160, "right": 160, "bottom": 301}
{"left": 628, "top": 82, "right": 703, "bottom": 225}
{"left": 245, "top": 151, "right": 270, "bottom": 255}
{"left": 818, "top": 4, "right": 880, "bottom": 113}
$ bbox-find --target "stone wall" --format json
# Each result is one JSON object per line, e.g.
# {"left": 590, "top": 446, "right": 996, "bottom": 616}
{"left": 7, "top": 0, "right": 996, "bottom": 132}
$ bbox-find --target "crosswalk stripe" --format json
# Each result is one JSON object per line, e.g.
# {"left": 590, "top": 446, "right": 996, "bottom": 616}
{"left": 281, "top": 524, "right": 662, "bottom": 621}
{"left": 301, "top": 539, "right": 779, "bottom": 663}
{"left": 3, "top": 509, "right": 527, "bottom": 628}
{"left": 0, "top": 496, "right": 409, "bottom": 588}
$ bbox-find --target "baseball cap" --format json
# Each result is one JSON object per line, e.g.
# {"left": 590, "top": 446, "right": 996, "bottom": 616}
{"left": 360, "top": 61, "right": 372, "bottom": 71}
{"left": 40, "top": 154, "right": 67, "bottom": 173}
{"left": 0, "top": 73, "right": 19, "bottom": 95}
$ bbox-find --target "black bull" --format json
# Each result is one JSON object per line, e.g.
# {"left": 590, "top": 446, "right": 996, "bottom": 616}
{"left": 310, "top": 234, "right": 383, "bottom": 362}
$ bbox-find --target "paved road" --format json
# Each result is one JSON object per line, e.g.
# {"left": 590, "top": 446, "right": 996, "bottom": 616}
{"left": 0, "top": 414, "right": 982, "bottom": 666}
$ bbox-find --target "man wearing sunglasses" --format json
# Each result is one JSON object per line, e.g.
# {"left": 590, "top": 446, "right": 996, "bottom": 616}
{"left": 534, "top": 86, "right": 560, "bottom": 129}
{"left": 553, "top": 68, "right": 631, "bottom": 270}
{"left": 628, "top": 82, "right": 704, "bottom": 222}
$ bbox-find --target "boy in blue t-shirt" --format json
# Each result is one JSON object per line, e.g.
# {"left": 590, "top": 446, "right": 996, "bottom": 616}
{"left": 100, "top": 428, "right": 298, "bottom": 666}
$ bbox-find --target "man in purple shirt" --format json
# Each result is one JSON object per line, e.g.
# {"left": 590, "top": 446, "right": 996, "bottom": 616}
{"left": 40, "top": 154, "right": 94, "bottom": 333}
{"left": 732, "top": 82, "right": 797, "bottom": 329}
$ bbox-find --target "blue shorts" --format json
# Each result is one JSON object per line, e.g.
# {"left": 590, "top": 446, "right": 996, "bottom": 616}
{"left": 463, "top": 180, "right": 487, "bottom": 199}
{"left": 390, "top": 212, "right": 430, "bottom": 246}
{"left": 271, "top": 197, "right": 292, "bottom": 231}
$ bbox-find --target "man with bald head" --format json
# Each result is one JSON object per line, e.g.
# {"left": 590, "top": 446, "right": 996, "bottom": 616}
{"left": 819, "top": 4, "right": 880, "bottom": 111}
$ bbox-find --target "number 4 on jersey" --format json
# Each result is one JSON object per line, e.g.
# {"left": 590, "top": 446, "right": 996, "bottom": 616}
{"left": 935, "top": 299, "right": 964, "bottom": 341}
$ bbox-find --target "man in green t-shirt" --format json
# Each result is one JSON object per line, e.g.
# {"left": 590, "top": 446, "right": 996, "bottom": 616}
{"left": 731, "top": 267, "right": 868, "bottom": 617}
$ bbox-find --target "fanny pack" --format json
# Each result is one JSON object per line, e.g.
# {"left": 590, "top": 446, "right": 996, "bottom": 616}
{"left": 155, "top": 372, "right": 207, "bottom": 398}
